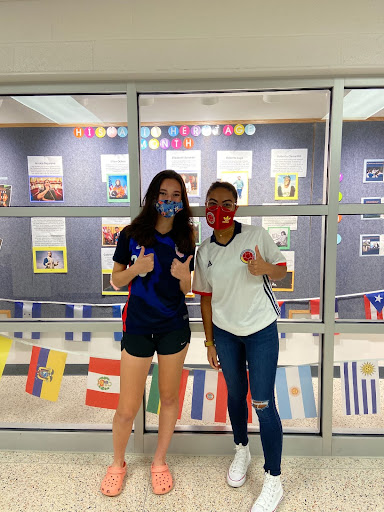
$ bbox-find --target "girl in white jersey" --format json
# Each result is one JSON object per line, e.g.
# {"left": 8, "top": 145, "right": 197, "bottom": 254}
{"left": 193, "top": 181, "right": 287, "bottom": 512}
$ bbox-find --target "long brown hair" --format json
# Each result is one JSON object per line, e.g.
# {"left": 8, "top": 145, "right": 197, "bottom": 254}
{"left": 124, "top": 170, "right": 195, "bottom": 254}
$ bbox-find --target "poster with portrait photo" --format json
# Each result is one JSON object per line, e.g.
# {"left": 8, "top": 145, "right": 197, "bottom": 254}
{"left": 102, "top": 271, "right": 129, "bottom": 296}
{"left": 361, "top": 198, "right": 384, "bottom": 220}
{"left": 220, "top": 171, "right": 249, "bottom": 206}
{"left": 102, "top": 217, "right": 130, "bottom": 247}
{"left": 179, "top": 172, "right": 200, "bottom": 198}
{"left": 270, "top": 271, "right": 294, "bottom": 292}
{"left": 0, "top": 184, "right": 11, "bottom": 207}
{"left": 268, "top": 227, "right": 290, "bottom": 250}
{"left": 29, "top": 176, "right": 63, "bottom": 202}
{"left": 275, "top": 173, "right": 298, "bottom": 201}
{"left": 363, "top": 159, "right": 384, "bottom": 183}
{"left": 107, "top": 174, "right": 129, "bottom": 202}
{"left": 33, "top": 248, "right": 67, "bottom": 273}
{"left": 360, "top": 234, "right": 384, "bottom": 256}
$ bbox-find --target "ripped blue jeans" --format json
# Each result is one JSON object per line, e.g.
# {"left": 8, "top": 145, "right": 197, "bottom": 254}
{"left": 213, "top": 320, "right": 283, "bottom": 476}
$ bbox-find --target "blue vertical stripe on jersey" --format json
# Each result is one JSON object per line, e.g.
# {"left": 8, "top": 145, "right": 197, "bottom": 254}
{"left": 262, "top": 275, "right": 280, "bottom": 316}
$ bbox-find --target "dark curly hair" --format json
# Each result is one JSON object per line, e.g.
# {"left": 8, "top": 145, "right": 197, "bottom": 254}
{"left": 206, "top": 181, "right": 238, "bottom": 202}
{"left": 123, "top": 170, "right": 195, "bottom": 254}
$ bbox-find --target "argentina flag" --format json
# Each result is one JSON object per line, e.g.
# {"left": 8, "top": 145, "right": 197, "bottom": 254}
{"left": 275, "top": 365, "right": 317, "bottom": 420}
{"left": 341, "top": 360, "right": 380, "bottom": 415}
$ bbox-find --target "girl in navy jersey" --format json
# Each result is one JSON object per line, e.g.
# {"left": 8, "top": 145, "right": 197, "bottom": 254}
{"left": 101, "top": 170, "right": 195, "bottom": 498}
{"left": 193, "top": 181, "right": 287, "bottom": 512}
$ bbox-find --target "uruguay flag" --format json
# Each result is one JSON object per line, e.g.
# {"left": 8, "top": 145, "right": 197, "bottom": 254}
{"left": 364, "top": 292, "right": 384, "bottom": 320}
{"left": 341, "top": 360, "right": 380, "bottom": 415}
{"left": 14, "top": 301, "right": 41, "bottom": 340}
{"left": 65, "top": 304, "right": 92, "bottom": 341}
{"left": 112, "top": 304, "right": 123, "bottom": 342}
{"left": 275, "top": 365, "right": 317, "bottom": 420}
{"left": 191, "top": 370, "right": 228, "bottom": 423}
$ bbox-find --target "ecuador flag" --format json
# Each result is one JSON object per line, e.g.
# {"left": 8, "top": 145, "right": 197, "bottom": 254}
{"left": 26, "top": 346, "right": 67, "bottom": 402}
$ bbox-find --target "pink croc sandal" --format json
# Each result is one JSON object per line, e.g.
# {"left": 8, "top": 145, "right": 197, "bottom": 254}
{"left": 151, "top": 462, "right": 173, "bottom": 495}
{"left": 101, "top": 462, "right": 127, "bottom": 497}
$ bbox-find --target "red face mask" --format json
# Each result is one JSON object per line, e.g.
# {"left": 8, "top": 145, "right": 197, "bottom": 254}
{"left": 205, "top": 205, "right": 236, "bottom": 230}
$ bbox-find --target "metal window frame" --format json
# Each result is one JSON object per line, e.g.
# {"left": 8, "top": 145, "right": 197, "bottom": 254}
{"left": 1, "top": 77, "right": 384, "bottom": 457}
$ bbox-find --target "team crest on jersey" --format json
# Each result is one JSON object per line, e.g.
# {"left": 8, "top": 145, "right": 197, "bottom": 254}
{"left": 240, "top": 249, "right": 255, "bottom": 264}
{"left": 206, "top": 211, "right": 215, "bottom": 225}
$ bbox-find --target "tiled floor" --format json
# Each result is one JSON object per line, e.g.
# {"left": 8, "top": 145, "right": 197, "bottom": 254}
{"left": 0, "top": 451, "right": 383, "bottom": 512}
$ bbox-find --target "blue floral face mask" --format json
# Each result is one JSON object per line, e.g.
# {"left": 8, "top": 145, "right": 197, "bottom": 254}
{"left": 155, "top": 199, "right": 183, "bottom": 218}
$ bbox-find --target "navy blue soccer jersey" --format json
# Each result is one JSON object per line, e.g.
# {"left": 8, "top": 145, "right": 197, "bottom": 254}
{"left": 113, "top": 229, "right": 194, "bottom": 335}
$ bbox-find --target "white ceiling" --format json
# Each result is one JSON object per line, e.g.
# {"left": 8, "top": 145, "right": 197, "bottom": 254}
{"left": 1, "top": 90, "right": 383, "bottom": 125}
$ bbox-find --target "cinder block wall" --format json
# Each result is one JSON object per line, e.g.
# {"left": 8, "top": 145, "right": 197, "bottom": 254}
{"left": 0, "top": 0, "right": 383, "bottom": 82}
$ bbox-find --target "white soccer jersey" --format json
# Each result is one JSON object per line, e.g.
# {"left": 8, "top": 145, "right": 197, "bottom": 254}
{"left": 192, "top": 222, "right": 286, "bottom": 336}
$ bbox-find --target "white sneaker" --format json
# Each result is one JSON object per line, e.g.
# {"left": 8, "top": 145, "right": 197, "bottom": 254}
{"left": 227, "top": 443, "right": 251, "bottom": 488}
{"left": 250, "top": 472, "right": 283, "bottom": 512}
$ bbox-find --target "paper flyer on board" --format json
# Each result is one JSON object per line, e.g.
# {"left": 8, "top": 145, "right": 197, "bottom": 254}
{"left": 28, "top": 156, "right": 64, "bottom": 202}
{"left": 100, "top": 154, "right": 129, "bottom": 182}
{"left": 31, "top": 217, "right": 67, "bottom": 273}
{"left": 270, "top": 149, "right": 308, "bottom": 177}
{"left": 101, "top": 248, "right": 129, "bottom": 296}
{"left": 217, "top": 151, "right": 253, "bottom": 178}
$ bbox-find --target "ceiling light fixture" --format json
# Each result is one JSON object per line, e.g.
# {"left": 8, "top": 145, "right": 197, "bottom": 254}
{"left": 11, "top": 96, "right": 103, "bottom": 124}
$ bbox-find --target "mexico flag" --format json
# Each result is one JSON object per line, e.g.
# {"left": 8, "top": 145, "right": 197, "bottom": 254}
{"left": 86, "top": 357, "right": 120, "bottom": 409}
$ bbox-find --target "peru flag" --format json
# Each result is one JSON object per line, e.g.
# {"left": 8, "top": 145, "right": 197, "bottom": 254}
{"left": 85, "top": 357, "right": 120, "bottom": 409}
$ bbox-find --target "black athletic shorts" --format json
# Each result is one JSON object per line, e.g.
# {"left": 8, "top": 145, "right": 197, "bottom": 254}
{"left": 121, "top": 324, "right": 191, "bottom": 358}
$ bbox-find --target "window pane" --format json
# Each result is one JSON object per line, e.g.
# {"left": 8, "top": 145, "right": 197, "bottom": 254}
{"left": 341, "top": 89, "right": 384, "bottom": 203}
{"left": 1, "top": 331, "right": 123, "bottom": 429}
{"left": 333, "top": 334, "right": 383, "bottom": 434}
{"left": 0, "top": 94, "right": 128, "bottom": 207}
{"left": 336, "top": 215, "right": 384, "bottom": 320}
{"left": 145, "top": 331, "right": 320, "bottom": 434}
{"left": 139, "top": 90, "right": 330, "bottom": 206}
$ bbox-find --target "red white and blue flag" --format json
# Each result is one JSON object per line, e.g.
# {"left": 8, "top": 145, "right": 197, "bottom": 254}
{"left": 364, "top": 292, "right": 384, "bottom": 320}
{"left": 191, "top": 370, "right": 228, "bottom": 423}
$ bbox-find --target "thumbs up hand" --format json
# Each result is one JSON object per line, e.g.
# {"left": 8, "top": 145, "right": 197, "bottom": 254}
{"left": 135, "top": 246, "right": 154, "bottom": 275}
{"left": 171, "top": 255, "right": 193, "bottom": 281}
{"left": 247, "top": 245, "right": 269, "bottom": 276}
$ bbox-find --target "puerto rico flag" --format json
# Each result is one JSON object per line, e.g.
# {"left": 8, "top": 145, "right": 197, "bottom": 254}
{"left": 85, "top": 357, "right": 120, "bottom": 409}
{"left": 65, "top": 304, "right": 92, "bottom": 341}
{"left": 341, "top": 360, "right": 380, "bottom": 415}
{"left": 26, "top": 346, "right": 67, "bottom": 402}
{"left": 364, "top": 292, "right": 384, "bottom": 320}
{"left": 14, "top": 301, "right": 41, "bottom": 340}
{"left": 191, "top": 370, "right": 228, "bottom": 423}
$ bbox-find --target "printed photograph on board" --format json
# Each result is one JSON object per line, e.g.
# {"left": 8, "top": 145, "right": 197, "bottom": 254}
{"left": 268, "top": 227, "right": 291, "bottom": 250}
{"left": 102, "top": 218, "right": 130, "bottom": 247}
{"left": 107, "top": 174, "right": 129, "bottom": 202}
{"left": 29, "top": 176, "right": 63, "bottom": 202}
{"left": 363, "top": 160, "right": 384, "bottom": 183}
{"left": 192, "top": 221, "right": 201, "bottom": 246}
{"left": 275, "top": 173, "right": 298, "bottom": 201}
{"left": 360, "top": 235, "right": 381, "bottom": 256}
{"left": 361, "top": 198, "right": 383, "bottom": 219}
{"left": 220, "top": 171, "right": 249, "bottom": 206}
{"left": 271, "top": 271, "right": 294, "bottom": 292}
{"left": 179, "top": 172, "right": 200, "bottom": 198}
{"left": 102, "top": 272, "right": 129, "bottom": 295}
{"left": 0, "top": 184, "right": 12, "bottom": 207}
{"left": 33, "top": 248, "right": 67, "bottom": 273}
